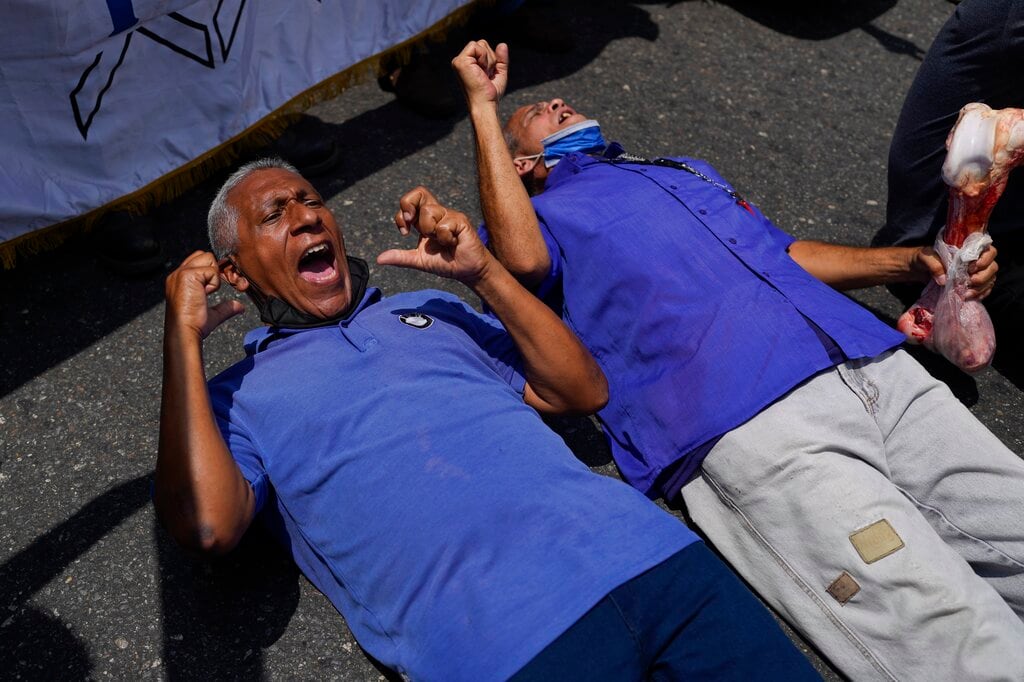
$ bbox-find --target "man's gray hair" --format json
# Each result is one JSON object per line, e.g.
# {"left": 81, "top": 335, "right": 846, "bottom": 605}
{"left": 207, "top": 157, "right": 300, "bottom": 258}
{"left": 503, "top": 127, "right": 521, "bottom": 156}
{"left": 502, "top": 115, "right": 545, "bottom": 195}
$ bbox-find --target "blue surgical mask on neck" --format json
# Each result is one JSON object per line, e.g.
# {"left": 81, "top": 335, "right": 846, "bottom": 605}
{"left": 540, "top": 120, "right": 606, "bottom": 168}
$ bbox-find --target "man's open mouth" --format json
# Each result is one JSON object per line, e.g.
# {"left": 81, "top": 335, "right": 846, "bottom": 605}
{"left": 297, "top": 242, "right": 338, "bottom": 284}
{"left": 558, "top": 110, "right": 573, "bottom": 124}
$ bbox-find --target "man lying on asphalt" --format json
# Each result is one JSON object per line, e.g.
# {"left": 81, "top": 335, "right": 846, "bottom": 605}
{"left": 154, "top": 158, "right": 818, "bottom": 681}
{"left": 452, "top": 39, "right": 1024, "bottom": 681}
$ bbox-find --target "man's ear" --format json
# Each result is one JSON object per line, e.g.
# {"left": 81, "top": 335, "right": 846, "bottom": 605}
{"left": 220, "top": 258, "right": 249, "bottom": 293}
{"left": 513, "top": 155, "right": 537, "bottom": 177}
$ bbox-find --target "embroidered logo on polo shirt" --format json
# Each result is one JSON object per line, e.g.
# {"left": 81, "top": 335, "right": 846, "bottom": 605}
{"left": 399, "top": 313, "right": 434, "bottom": 329}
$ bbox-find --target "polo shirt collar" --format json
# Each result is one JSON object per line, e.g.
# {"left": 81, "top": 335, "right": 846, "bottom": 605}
{"left": 243, "top": 287, "right": 383, "bottom": 356}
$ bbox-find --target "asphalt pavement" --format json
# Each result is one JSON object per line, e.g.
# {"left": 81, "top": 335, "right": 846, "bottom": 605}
{"left": 3, "top": 0, "right": 1022, "bottom": 679}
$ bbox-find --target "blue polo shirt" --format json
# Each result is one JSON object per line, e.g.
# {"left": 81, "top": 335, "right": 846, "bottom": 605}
{"left": 484, "top": 148, "right": 904, "bottom": 497}
{"left": 207, "top": 288, "right": 697, "bottom": 682}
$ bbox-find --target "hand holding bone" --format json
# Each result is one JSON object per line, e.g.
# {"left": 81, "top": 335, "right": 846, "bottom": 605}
{"left": 896, "top": 103, "right": 1023, "bottom": 372}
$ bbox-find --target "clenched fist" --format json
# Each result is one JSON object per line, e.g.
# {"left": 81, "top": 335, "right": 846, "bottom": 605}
{"left": 377, "top": 187, "right": 494, "bottom": 285}
{"left": 451, "top": 39, "right": 509, "bottom": 110}
{"left": 164, "top": 250, "right": 245, "bottom": 341}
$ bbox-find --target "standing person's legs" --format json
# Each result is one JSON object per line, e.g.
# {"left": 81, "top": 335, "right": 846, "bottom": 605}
{"left": 681, "top": 355, "right": 1024, "bottom": 681}
{"left": 843, "top": 349, "right": 1024, "bottom": 615}
{"left": 981, "top": 232, "right": 1024, "bottom": 384}
{"left": 878, "top": 0, "right": 1024, "bottom": 350}
{"left": 879, "top": 0, "right": 1024, "bottom": 252}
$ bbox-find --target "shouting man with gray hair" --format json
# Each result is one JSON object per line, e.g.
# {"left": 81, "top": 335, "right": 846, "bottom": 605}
{"left": 155, "top": 159, "right": 818, "bottom": 679}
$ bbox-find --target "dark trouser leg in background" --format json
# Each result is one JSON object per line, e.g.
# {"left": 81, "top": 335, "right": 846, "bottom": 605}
{"left": 511, "top": 543, "right": 819, "bottom": 681}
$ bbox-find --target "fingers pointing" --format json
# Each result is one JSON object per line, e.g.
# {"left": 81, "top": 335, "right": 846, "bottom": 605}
{"left": 396, "top": 186, "right": 442, "bottom": 235}
{"left": 376, "top": 249, "right": 418, "bottom": 271}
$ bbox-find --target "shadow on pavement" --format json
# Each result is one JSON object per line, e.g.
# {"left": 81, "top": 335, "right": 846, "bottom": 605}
{"left": 155, "top": 519, "right": 302, "bottom": 680}
{"left": 859, "top": 22, "right": 927, "bottom": 61}
{"left": 545, "top": 415, "right": 614, "bottom": 469}
{"left": 0, "top": 476, "right": 150, "bottom": 678}
{"left": 0, "top": 606, "right": 93, "bottom": 680}
{"left": 649, "top": 0, "right": 927, "bottom": 59}
{"left": 680, "top": 0, "right": 897, "bottom": 40}
{"left": 0, "top": 473, "right": 308, "bottom": 679}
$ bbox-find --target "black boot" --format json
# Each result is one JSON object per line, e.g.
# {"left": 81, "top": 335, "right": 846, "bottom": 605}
{"left": 503, "top": 1, "right": 575, "bottom": 54}
{"left": 269, "top": 115, "right": 342, "bottom": 176}
{"left": 93, "top": 210, "right": 164, "bottom": 276}
{"left": 379, "top": 52, "right": 459, "bottom": 120}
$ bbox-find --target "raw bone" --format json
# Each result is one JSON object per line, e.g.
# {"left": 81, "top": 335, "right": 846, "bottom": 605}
{"left": 896, "top": 103, "right": 1024, "bottom": 372}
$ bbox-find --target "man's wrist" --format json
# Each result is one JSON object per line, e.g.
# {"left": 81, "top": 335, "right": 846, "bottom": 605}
{"left": 462, "top": 253, "right": 505, "bottom": 296}
{"left": 907, "top": 246, "right": 932, "bottom": 282}
{"left": 163, "top": 318, "right": 205, "bottom": 356}
{"left": 468, "top": 101, "right": 500, "bottom": 124}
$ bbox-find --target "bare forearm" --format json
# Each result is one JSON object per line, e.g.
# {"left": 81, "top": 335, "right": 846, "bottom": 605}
{"left": 788, "top": 240, "right": 928, "bottom": 290}
{"left": 468, "top": 258, "right": 607, "bottom": 415}
{"left": 470, "top": 104, "right": 550, "bottom": 286}
{"left": 156, "top": 328, "right": 254, "bottom": 554}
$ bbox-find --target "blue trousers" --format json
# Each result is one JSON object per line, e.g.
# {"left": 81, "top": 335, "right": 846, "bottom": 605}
{"left": 511, "top": 542, "right": 819, "bottom": 681}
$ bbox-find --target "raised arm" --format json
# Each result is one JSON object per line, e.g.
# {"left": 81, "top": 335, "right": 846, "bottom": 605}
{"left": 379, "top": 187, "right": 607, "bottom": 415}
{"left": 787, "top": 239, "right": 998, "bottom": 299}
{"left": 156, "top": 250, "right": 255, "bottom": 554}
{"left": 451, "top": 39, "right": 550, "bottom": 287}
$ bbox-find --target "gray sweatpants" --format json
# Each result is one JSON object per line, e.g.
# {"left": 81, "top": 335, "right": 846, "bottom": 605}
{"left": 681, "top": 349, "right": 1024, "bottom": 681}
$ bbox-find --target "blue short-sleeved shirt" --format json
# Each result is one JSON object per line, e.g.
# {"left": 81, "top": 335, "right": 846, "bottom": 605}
{"left": 483, "top": 148, "right": 904, "bottom": 496}
{"left": 208, "top": 288, "right": 697, "bottom": 682}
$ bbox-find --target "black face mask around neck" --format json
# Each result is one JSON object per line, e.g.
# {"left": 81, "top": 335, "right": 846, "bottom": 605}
{"left": 231, "top": 256, "right": 369, "bottom": 329}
